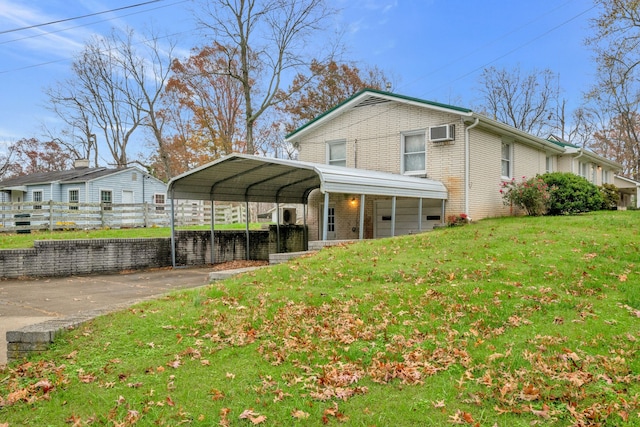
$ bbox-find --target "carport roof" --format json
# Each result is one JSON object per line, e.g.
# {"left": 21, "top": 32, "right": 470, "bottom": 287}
{"left": 167, "top": 154, "right": 447, "bottom": 204}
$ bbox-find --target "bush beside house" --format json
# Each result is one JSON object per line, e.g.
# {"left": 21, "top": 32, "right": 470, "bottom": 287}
{"left": 501, "top": 172, "right": 619, "bottom": 216}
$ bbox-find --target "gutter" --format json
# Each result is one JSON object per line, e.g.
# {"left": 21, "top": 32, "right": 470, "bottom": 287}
{"left": 464, "top": 117, "right": 480, "bottom": 216}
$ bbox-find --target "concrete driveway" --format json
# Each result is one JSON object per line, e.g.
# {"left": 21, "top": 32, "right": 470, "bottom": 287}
{"left": 0, "top": 267, "right": 215, "bottom": 366}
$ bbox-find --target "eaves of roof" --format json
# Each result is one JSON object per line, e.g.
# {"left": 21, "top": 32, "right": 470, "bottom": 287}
{"left": 285, "top": 88, "right": 473, "bottom": 141}
{"left": 471, "top": 115, "right": 565, "bottom": 154}
{"left": 0, "top": 167, "right": 142, "bottom": 189}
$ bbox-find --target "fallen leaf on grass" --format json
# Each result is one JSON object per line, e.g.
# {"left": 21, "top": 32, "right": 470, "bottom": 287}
{"left": 291, "top": 409, "right": 310, "bottom": 419}
{"left": 239, "top": 409, "right": 267, "bottom": 424}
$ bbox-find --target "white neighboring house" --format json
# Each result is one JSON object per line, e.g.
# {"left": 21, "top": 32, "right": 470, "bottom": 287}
{"left": 0, "top": 160, "right": 167, "bottom": 214}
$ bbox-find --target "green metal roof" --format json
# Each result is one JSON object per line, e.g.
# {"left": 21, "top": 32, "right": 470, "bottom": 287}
{"left": 285, "top": 88, "right": 473, "bottom": 140}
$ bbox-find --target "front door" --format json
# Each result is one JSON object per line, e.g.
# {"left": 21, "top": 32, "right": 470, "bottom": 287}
{"left": 122, "top": 190, "right": 134, "bottom": 224}
{"left": 319, "top": 204, "right": 336, "bottom": 240}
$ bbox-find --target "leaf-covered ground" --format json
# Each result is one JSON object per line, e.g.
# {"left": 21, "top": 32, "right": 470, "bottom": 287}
{"left": 1, "top": 212, "right": 639, "bottom": 426}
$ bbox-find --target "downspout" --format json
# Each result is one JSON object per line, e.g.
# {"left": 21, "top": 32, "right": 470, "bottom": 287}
{"left": 572, "top": 148, "right": 584, "bottom": 175}
{"left": 465, "top": 117, "right": 480, "bottom": 216}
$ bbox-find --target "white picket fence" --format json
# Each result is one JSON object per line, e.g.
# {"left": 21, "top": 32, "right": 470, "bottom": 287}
{"left": 0, "top": 201, "right": 247, "bottom": 232}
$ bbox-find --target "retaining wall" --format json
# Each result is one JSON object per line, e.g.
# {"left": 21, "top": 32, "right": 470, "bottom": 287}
{"left": 0, "top": 225, "right": 307, "bottom": 279}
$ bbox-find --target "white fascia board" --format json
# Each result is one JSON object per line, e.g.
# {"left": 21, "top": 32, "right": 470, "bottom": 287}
{"left": 475, "top": 114, "right": 565, "bottom": 154}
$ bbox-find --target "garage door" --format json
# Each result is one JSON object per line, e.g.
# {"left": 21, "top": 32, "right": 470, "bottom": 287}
{"left": 374, "top": 199, "right": 443, "bottom": 238}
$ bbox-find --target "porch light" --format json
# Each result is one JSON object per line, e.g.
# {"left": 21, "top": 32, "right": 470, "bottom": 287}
{"left": 350, "top": 197, "right": 358, "bottom": 207}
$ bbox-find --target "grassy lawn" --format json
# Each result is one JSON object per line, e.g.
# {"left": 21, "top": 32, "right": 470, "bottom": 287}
{"left": 0, "top": 223, "right": 266, "bottom": 249}
{"left": 1, "top": 211, "right": 639, "bottom": 426}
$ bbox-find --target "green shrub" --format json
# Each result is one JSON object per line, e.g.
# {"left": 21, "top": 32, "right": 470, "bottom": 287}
{"left": 540, "top": 172, "right": 604, "bottom": 215}
{"left": 599, "top": 183, "right": 619, "bottom": 210}
{"left": 500, "top": 176, "right": 551, "bottom": 216}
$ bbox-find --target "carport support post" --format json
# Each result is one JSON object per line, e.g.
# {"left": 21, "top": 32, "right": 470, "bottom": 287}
{"left": 322, "top": 192, "right": 329, "bottom": 241}
{"left": 276, "top": 202, "right": 281, "bottom": 253}
{"left": 211, "top": 200, "right": 216, "bottom": 265}
{"left": 170, "top": 193, "right": 176, "bottom": 268}
{"left": 391, "top": 196, "right": 397, "bottom": 237}
{"left": 441, "top": 200, "right": 446, "bottom": 226}
{"left": 418, "top": 198, "right": 423, "bottom": 232}
{"left": 303, "top": 204, "right": 308, "bottom": 250}
{"left": 245, "top": 201, "right": 250, "bottom": 261}
{"left": 359, "top": 194, "right": 365, "bottom": 240}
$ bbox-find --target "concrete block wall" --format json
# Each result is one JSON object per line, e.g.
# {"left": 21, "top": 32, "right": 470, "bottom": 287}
{"left": 0, "top": 227, "right": 308, "bottom": 279}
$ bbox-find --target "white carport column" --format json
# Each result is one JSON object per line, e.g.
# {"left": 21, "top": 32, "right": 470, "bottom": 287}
{"left": 391, "top": 196, "right": 397, "bottom": 237}
{"left": 276, "top": 202, "right": 281, "bottom": 253}
{"left": 245, "top": 201, "right": 250, "bottom": 260}
{"left": 418, "top": 198, "right": 423, "bottom": 232}
{"left": 210, "top": 200, "right": 215, "bottom": 264}
{"left": 322, "top": 192, "right": 329, "bottom": 241}
{"left": 359, "top": 194, "right": 365, "bottom": 240}
{"left": 170, "top": 192, "right": 176, "bottom": 268}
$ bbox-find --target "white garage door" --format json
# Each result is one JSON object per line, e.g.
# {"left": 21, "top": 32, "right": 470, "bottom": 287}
{"left": 374, "top": 199, "right": 443, "bottom": 238}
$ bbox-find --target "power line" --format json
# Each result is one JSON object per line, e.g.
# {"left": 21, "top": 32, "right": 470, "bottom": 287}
{"left": 0, "top": 0, "right": 189, "bottom": 46}
{"left": 292, "top": 4, "right": 599, "bottom": 140}
{"left": 0, "top": 0, "right": 164, "bottom": 35}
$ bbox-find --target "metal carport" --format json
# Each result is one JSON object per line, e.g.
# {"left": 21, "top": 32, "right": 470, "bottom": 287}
{"left": 166, "top": 154, "right": 448, "bottom": 266}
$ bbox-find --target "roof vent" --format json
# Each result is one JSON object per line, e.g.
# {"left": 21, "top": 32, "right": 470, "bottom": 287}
{"left": 74, "top": 159, "right": 90, "bottom": 169}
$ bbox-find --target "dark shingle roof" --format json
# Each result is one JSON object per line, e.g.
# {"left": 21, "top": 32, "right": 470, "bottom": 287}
{"left": 0, "top": 167, "right": 129, "bottom": 188}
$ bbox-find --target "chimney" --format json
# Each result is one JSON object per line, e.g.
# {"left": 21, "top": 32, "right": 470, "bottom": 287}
{"left": 74, "top": 159, "right": 90, "bottom": 169}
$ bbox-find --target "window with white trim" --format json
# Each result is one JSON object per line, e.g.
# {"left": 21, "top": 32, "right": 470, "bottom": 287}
{"left": 154, "top": 193, "right": 165, "bottom": 211}
{"left": 101, "top": 190, "right": 112, "bottom": 211}
{"left": 579, "top": 162, "right": 589, "bottom": 179}
{"left": 402, "top": 131, "right": 426, "bottom": 175}
{"left": 33, "top": 190, "right": 43, "bottom": 209}
{"left": 501, "top": 143, "right": 512, "bottom": 178}
{"left": 545, "top": 156, "right": 553, "bottom": 173}
{"left": 602, "top": 169, "right": 610, "bottom": 184}
{"left": 69, "top": 189, "right": 79, "bottom": 210}
{"left": 327, "top": 140, "right": 346, "bottom": 167}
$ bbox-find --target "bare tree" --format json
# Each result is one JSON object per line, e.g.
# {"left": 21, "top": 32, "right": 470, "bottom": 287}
{"left": 47, "top": 28, "right": 174, "bottom": 170}
{"left": 43, "top": 87, "right": 98, "bottom": 166}
{"left": 551, "top": 100, "right": 602, "bottom": 148}
{"left": 586, "top": 0, "right": 640, "bottom": 179}
{"left": 196, "top": 0, "right": 340, "bottom": 154}
{"left": 120, "top": 29, "right": 176, "bottom": 177}
{"left": 476, "top": 65, "right": 559, "bottom": 137}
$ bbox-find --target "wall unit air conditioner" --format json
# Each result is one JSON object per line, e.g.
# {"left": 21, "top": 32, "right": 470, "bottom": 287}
{"left": 282, "top": 208, "right": 296, "bottom": 225}
{"left": 429, "top": 124, "right": 455, "bottom": 142}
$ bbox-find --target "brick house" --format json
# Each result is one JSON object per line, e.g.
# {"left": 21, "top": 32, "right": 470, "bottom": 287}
{"left": 169, "top": 89, "right": 639, "bottom": 245}
{"left": 284, "top": 89, "right": 639, "bottom": 240}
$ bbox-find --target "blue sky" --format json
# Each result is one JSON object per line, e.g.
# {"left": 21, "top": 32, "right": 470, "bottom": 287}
{"left": 0, "top": 0, "right": 599, "bottom": 162}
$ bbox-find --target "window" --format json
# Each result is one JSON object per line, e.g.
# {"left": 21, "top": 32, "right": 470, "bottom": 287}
{"left": 501, "top": 143, "right": 512, "bottom": 178}
{"left": 545, "top": 156, "right": 553, "bottom": 173}
{"left": 327, "top": 206, "right": 335, "bottom": 232}
{"left": 327, "top": 140, "right": 346, "bottom": 167}
{"left": 402, "top": 131, "right": 426, "bottom": 174}
{"left": 154, "top": 193, "right": 165, "bottom": 211}
{"left": 69, "top": 189, "right": 79, "bottom": 210}
{"left": 33, "top": 190, "right": 43, "bottom": 209}
{"left": 101, "top": 190, "right": 112, "bottom": 211}
{"left": 592, "top": 164, "right": 597, "bottom": 183}
{"left": 579, "top": 162, "right": 589, "bottom": 179}
{"left": 602, "top": 169, "right": 610, "bottom": 184}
